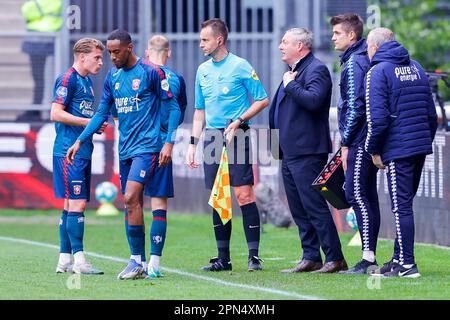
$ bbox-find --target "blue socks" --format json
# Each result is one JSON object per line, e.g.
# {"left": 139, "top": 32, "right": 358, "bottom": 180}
{"left": 66, "top": 212, "right": 85, "bottom": 254}
{"left": 150, "top": 210, "right": 167, "bottom": 256}
{"left": 124, "top": 209, "right": 146, "bottom": 262}
{"left": 128, "top": 225, "right": 145, "bottom": 256}
{"left": 59, "top": 210, "right": 72, "bottom": 254}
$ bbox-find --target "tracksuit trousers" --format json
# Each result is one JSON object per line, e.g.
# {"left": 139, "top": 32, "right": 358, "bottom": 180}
{"left": 385, "top": 154, "right": 426, "bottom": 265}
{"left": 345, "top": 146, "right": 381, "bottom": 254}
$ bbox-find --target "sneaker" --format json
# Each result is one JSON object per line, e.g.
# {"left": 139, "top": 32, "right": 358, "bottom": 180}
{"left": 56, "top": 262, "right": 73, "bottom": 274}
{"left": 384, "top": 264, "right": 421, "bottom": 278}
{"left": 339, "top": 259, "right": 378, "bottom": 275}
{"left": 200, "top": 257, "right": 232, "bottom": 272}
{"left": 146, "top": 266, "right": 164, "bottom": 279}
{"left": 248, "top": 256, "right": 263, "bottom": 271}
{"left": 370, "top": 259, "right": 400, "bottom": 277}
{"left": 117, "top": 259, "right": 144, "bottom": 280}
{"left": 72, "top": 262, "right": 104, "bottom": 275}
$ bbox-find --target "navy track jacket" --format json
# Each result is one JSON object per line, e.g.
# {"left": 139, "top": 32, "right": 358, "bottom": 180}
{"left": 364, "top": 41, "right": 438, "bottom": 162}
{"left": 338, "top": 39, "right": 370, "bottom": 147}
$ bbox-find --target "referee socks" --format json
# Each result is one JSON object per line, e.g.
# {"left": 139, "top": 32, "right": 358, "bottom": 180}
{"left": 241, "top": 202, "right": 261, "bottom": 259}
{"left": 213, "top": 209, "right": 231, "bottom": 261}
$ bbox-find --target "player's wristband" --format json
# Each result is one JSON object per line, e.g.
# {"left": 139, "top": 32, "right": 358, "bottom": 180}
{"left": 237, "top": 117, "right": 245, "bottom": 124}
{"left": 190, "top": 136, "right": 199, "bottom": 146}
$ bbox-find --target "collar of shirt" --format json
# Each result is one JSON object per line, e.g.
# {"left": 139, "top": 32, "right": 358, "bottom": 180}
{"left": 290, "top": 59, "right": 302, "bottom": 71}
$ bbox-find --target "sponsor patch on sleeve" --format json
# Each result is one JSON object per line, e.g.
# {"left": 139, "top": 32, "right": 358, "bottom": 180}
{"left": 56, "top": 86, "right": 68, "bottom": 97}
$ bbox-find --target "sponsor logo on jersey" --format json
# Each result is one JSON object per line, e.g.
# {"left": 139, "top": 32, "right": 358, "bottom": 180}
{"left": 140, "top": 170, "right": 146, "bottom": 178}
{"left": 161, "top": 79, "right": 170, "bottom": 91}
{"left": 56, "top": 86, "right": 68, "bottom": 97}
{"left": 73, "top": 185, "right": 81, "bottom": 195}
{"left": 132, "top": 79, "right": 141, "bottom": 91}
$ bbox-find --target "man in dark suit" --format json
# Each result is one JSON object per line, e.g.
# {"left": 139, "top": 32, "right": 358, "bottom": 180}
{"left": 270, "top": 28, "right": 347, "bottom": 273}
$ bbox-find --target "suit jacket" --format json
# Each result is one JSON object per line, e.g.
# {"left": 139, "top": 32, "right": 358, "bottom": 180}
{"left": 269, "top": 52, "right": 333, "bottom": 160}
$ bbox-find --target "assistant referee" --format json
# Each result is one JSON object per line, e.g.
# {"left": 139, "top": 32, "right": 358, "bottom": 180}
{"left": 186, "top": 18, "right": 269, "bottom": 272}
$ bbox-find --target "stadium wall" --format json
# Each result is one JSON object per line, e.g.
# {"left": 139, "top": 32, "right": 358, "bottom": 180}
{"left": 0, "top": 122, "right": 448, "bottom": 247}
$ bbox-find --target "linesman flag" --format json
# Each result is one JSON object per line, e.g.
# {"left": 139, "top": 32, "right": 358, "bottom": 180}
{"left": 208, "top": 146, "right": 232, "bottom": 224}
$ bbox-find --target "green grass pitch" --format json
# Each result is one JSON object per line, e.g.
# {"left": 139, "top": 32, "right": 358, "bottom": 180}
{"left": 0, "top": 209, "right": 448, "bottom": 300}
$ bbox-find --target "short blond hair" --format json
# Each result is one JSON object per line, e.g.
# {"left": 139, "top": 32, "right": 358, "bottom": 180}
{"left": 148, "top": 35, "right": 170, "bottom": 53}
{"left": 73, "top": 38, "right": 105, "bottom": 57}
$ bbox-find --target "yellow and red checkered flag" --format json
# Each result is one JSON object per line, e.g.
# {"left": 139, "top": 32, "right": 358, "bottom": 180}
{"left": 208, "top": 146, "right": 232, "bottom": 224}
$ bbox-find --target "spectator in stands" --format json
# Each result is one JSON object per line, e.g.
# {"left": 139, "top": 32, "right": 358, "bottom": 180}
{"left": 20, "top": 0, "right": 64, "bottom": 121}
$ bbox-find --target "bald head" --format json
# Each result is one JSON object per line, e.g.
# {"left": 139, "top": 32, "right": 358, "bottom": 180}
{"left": 146, "top": 35, "right": 171, "bottom": 65}
{"left": 367, "top": 27, "right": 395, "bottom": 61}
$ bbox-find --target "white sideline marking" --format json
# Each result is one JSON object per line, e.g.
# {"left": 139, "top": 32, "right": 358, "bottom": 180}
{"left": 0, "top": 236, "right": 322, "bottom": 300}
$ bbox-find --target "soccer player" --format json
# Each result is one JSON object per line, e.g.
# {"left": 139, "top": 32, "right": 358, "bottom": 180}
{"left": 142, "top": 35, "right": 186, "bottom": 278}
{"left": 186, "top": 19, "right": 269, "bottom": 272}
{"left": 51, "top": 38, "right": 107, "bottom": 275}
{"left": 66, "top": 30, "right": 173, "bottom": 280}
{"left": 330, "top": 13, "right": 381, "bottom": 274}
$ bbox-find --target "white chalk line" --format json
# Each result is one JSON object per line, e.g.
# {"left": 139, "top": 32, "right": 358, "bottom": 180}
{"left": 0, "top": 236, "right": 322, "bottom": 300}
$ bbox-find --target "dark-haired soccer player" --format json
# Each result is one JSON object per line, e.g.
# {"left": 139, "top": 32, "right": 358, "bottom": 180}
{"left": 330, "top": 13, "right": 380, "bottom": 274}
{"left": 66, "top": 30, "right": 174, "bottom": 280}
{"left": 51, "top": 38, "right": 107, "bottom": 275}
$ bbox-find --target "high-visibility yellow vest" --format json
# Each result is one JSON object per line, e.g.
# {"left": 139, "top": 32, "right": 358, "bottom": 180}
{"left": 22, "top": 0, "right": 63, "bottom": 32}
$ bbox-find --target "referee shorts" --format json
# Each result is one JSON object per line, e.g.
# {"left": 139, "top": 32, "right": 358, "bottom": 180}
{"left": 203, "top": 126, "right": 254, "bottom": 190}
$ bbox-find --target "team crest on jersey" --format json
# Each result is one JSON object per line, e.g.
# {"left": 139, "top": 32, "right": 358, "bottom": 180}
{"left": 132, "top": 79, "right": 141, "bottom": 91}
{"left": 56, "top": 86, "right": 68, "bottom": 97}
{"left": 161, "top": 79, "right": 170, "bottom": 92}
{"left": 73, "top": 185, "right": 81, "bottom": 195}
{"left": 251, "top": 69, "right": 260, "bottom": 81}
{"left": 115, "top": 83, "right": 120, "bottom": 90}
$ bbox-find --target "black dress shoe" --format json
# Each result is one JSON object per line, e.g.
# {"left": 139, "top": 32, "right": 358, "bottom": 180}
{"left": 312, "top": 259, "right": 348, "bottom": 273}
{"left": 280, "top": 259, "right": 323, "bottom": 273}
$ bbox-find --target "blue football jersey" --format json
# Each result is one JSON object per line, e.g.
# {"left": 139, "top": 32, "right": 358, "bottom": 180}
{"left": 52, "top": 67, "right": 96, "bottom": 160}
{"left": 81, "top": 58, "right": 173, "bottom": 160}
{"left": 159, "top": 65, "right": 186, "bottom": 144}
{"left": 195, "top": 52, "right": 268, "bottom": 129}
